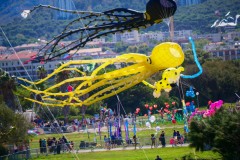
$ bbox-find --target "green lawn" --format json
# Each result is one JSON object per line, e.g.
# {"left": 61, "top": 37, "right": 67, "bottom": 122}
{"left": 25, "top": 114, "right": 225, "bottom": 160}
{"left": 32, "top": 147, "right": 221, "bottom": 160}
{"left": 30, "top": 124, "right": 185, "bottom": 149}
{"left": 29, "top": 117, "right": 218, "bottom": 160}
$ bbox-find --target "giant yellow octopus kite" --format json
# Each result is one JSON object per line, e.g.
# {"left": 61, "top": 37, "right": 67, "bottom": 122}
{"left": 19, "top": 42, "right": 186, "bottom": 107}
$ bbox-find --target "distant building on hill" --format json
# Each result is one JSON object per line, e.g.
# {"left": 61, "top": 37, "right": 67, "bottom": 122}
{"left": 113, "top": 30, "right": 140, "bottom": 43}
{"left": 210, "top": 48, "right": 240, "bottom": 60}
{"left": 204, "top": 41, "right": 240, "bottom": 61}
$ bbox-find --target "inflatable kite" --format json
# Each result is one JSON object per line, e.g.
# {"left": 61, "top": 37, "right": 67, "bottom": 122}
{"left": 186, "top": 86, "right": 195, "bottom": 98}
{"left": 21, "top": 0, "right": 177, "bottom": 61}
{"left": 19, "top": 42, "right": 185, "bottom": 107}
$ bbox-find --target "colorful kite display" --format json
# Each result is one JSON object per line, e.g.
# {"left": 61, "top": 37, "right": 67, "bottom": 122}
{"left": 21, "top": 0, "right": 177, "bottom": 61}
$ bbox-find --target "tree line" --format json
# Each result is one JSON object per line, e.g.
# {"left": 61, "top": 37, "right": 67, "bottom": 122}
{"left": 1, "top": 0, "right": 239, "bottom": 47}
{"left": 0, "top": 59, "right": 239, "bottom": 117}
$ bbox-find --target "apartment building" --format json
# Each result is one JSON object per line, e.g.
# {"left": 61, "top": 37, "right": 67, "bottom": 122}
{"left": 112, "top": 30, "right": 140, "bottom": 43}
{"left": 204, "top": 42, "right": 240, "bottom": 60}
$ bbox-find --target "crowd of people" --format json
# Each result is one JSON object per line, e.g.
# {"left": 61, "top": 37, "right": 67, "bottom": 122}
{"left": 150, "top": 130, "right": 184, "bottom": 149}
{"left": 39, "top": 136, "right": 74, "bottom": 154}
{"left": 170, "top": 130, "right": 184, "bottom": 147}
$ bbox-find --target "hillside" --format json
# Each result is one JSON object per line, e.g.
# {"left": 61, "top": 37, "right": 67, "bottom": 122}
{"left": 175, "top": 0, "right": 240, "bottom": 33}
{"left": 0, "top": 0, "right": 239, "bottom": 46}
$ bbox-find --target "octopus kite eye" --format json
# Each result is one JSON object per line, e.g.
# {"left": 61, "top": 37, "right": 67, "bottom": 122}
{"left": 147, "top": 57, "right": 152, "bottom": 64}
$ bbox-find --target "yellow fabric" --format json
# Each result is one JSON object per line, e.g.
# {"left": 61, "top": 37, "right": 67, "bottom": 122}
{"left": 19, "top": 42, "right": 185, "bottom": 107}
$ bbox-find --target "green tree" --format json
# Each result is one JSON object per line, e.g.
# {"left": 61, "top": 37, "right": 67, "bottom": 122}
{"left": 14, "top": 86, "right": 32, "bottom": 111}
{"left": 126, "top": 45, "right": 138, "bottom": 53}
{"left": 0, "top": 69, "right": 17, "bottom": 111}
{"left": 182, "top": 60, "right": 240, "bottom": 105}
{"left": 0, "top": 102, "right": 32, "bottom": 155}
{"left": 138, "top": 43, "right": 150, "bottom": 54}
{"left": 188, "top": 107, "right": 240, "bottom": 159}
{"left": 114, "top": 42, "right": 129, "bottom": 53}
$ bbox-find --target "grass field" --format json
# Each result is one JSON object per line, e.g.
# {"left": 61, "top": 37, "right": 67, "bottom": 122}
{"left": 30, "top": 122, "right": 185, "bottom": 149}
{"left": 28, "top": 114, "right": 224, "bottom": 159}
{"left": 32, "top": 147, "right": 221, "bottom": 160}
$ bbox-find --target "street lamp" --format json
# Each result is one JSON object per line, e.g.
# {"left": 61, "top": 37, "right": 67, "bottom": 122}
{"left": 196, "top": 92, "right": 199, "bottom": 108}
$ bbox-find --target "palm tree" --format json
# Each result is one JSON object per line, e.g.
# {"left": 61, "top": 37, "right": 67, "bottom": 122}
{"left": 30, "top": 65, "right": 47, "bottom": 114}
{"left": 0, "top": 69, "right": 17, "bottom": 111}
{"left": 36, "top": 65, "right": 47, "bottom": 90}
{"left": 37, "top": 66, "right": 47, "bottom": 80}
{"left": 55, "top": 62, "right": 71, "bottom": 124}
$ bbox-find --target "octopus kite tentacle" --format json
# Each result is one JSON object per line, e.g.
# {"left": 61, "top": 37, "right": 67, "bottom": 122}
{"left": 22, "top": 0, "right": 177, "bottom": 61}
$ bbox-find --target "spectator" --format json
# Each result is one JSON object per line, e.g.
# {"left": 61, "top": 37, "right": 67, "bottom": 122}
{"left": 159, "top": 131, "right": 166, "bottom": 147}
{"left": 39, "top": 139, "right": 42, "bottom": 153}
{"left": 173, "top": 130, "right": 178, "bottom": 146}
{"left": 173, "top": 130, "right": 177, "bottom": 138}
{"left": 41, "top": 139, "right": 47, "bottom": 153}
{"left": 151, "top": 134, "right": 156, "bottom": 148}
{"left": 70, "top": 141, "right": 74, "bottom": 150}
{"left": 170, "top": 138, "right": 175, "bottom": 147}
{"left": 176, "top": 131, "right": 181, "bottom": 145}
{"left": 52, "top": 137, "right": 57, "bottom": 154}
{"left": 133, "top": 135, "right": 137, "bottom": 150}
{"left": 26, "top": 145, "right": 30, "bottom": 159}
{"left": 56, "top": 140, "right": 61, "bottom": 154}
{"left": 155, "top": 155, "right": 162, "bottom": 160}
{"left": 104, "top": 135, "right": 110, "bottom": 149}
{"left": 111, "top": 133, "right": 116, "bottom": 148}
{"left": 47, "top": 138, "right": 52, "bottom": 152}
{"left": 13, "top": 144, "right": 18, "bottom": 153}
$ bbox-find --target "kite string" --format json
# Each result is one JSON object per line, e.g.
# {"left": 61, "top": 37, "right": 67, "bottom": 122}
{"left": 0, "top": 26, "right": 80, "bottom": 160}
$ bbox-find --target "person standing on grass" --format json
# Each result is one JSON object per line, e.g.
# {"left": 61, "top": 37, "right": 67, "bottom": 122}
{"left": 56, "top": 140, "right": 61, "bottom": 154}
{"left": 133, "top": 135, "right": 137, "bottom": 149}
{"left": 39, "top": 139, "right": 42, "bottom": 153}
{"left": 42, "top": 139, "right": 47, "bottom": 153}
{"left": 176, "top": 131, "right": 181, "bottom": 145}
{"left": 151, "top": 134, "right": 156, "bottom": 148}
{"left": 173, "top": 130, "right": 177, "bottom": 146}
{"left": 159, "top": 131, "right": 166, "bottom": 147}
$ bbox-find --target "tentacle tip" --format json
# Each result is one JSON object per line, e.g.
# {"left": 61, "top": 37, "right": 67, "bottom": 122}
{"left": 153, "top": 92, "right": 160, "bottom": 98}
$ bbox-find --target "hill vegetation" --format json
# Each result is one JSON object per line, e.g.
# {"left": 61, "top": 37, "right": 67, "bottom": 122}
{"left": 0, "top": 0, "right": 239, "bottom": 46}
